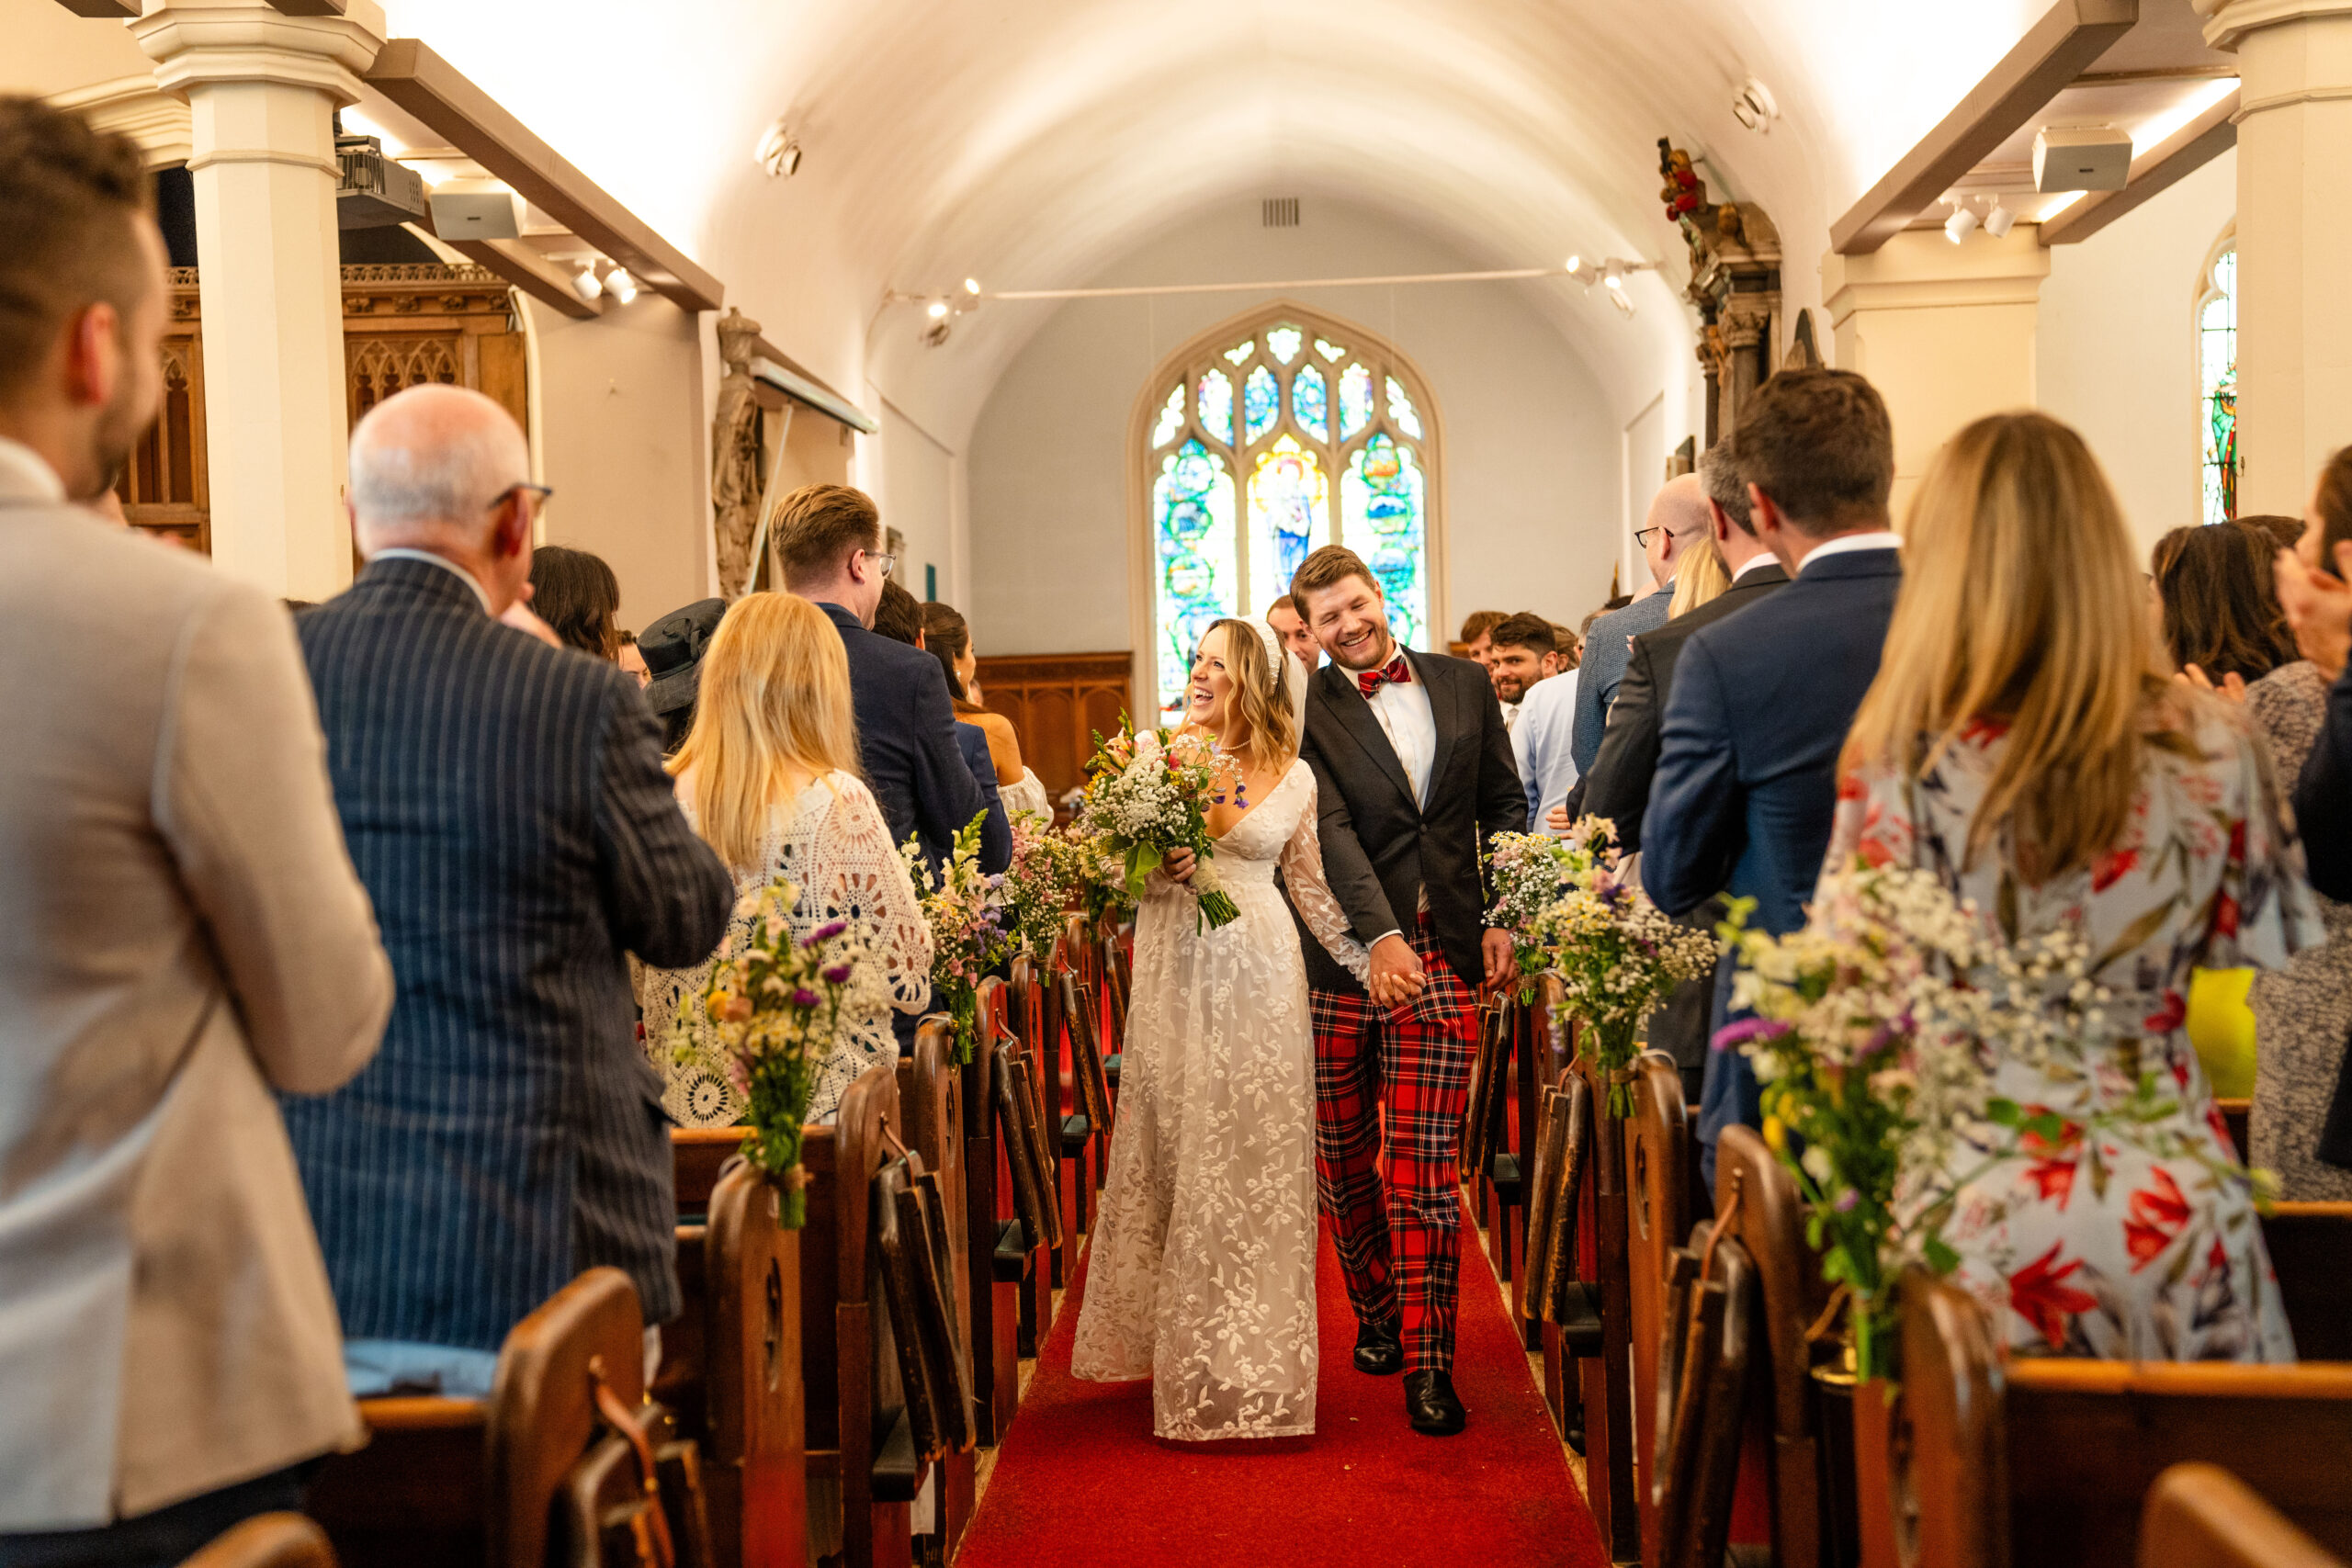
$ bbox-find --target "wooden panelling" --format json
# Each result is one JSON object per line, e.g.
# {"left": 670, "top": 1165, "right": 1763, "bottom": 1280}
{"left": 971, "top": 652, "right": 1132, "bottom": 802}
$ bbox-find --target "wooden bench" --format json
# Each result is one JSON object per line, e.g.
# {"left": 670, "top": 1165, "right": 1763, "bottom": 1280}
{"left": 966, "top": 976, "right": 1026, "bottom": 1444}
{"left": 1566, "top": 1043, "right": 1641, "bottom": 1562}
{"left": 801, "top": 1064, "right": 922, "bottom": 1568}
{"left": 307, "top": 1267, "right": 648, "bottom": 1568}
{"left": 1624, "top": 1049, "right": 1692, "bottom": 1567}
{"left": 1001, "top": 956, "right": 1064, "bottom": 1354}
{"left": 2267, "top": 1200, "right": 2352, "bottom": 1361}
{"left": 2141, "top": 1463, "right": 2350, "bottom": 1568}
{"left": 183, "top": 1515, "right": 335, "bottom": 1568}
{"left": 898, "top": 1017, "right": 976, "bottom": 1561}
{"left": 1524, "top": 982, "right": 1586, "bottom": 1439}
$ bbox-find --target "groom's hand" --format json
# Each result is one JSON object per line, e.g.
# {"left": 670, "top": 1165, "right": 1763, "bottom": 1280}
{"left": 1368, "top": 934, "right": 1425, "bottom": 1009}
{"left": 1480, "top": 928, "right": 1514, "bottom": 992}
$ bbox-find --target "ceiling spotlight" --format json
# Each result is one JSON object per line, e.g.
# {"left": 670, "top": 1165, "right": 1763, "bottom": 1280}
{"left": 925, "top": 299, "right": 950, "bottom": 320}
{"left": 1732, "top": 74, "right": 1780, "bottom": 133}
{"left": 1608, "top": 287, "right": 1636, "bottom": 318}
{"left": 1565, "top": 254, "right": 1598, "bottom": 287}
{"left": 569, "top": 264, "right": 603, "bottom": 305}
{"left": 1944, "top": 201, "right": 1980, "bottom": 244}
{"left": 755, "top": 117, "right": 801, "bottom": 179}
{"left": 604, "top": 266, "right": 639, "bottom": 305}
{"left": 1983, "top": 200, "right": 2017, "bottom": 239}
{"left": 963, "top": 277, "right": 981, "bottom": 297}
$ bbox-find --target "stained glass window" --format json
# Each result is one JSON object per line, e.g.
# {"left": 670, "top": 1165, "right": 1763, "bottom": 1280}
{"left": 2199, "top": 241, "right": 2238, "bottom": 526}
{"left": 1140, "top": 312, "right": 1441, "bottom": 716}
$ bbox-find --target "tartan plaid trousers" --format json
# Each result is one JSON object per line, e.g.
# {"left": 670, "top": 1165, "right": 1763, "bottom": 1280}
{"left": 1310, "top": 916, "right": 1478, "bottom": 1375}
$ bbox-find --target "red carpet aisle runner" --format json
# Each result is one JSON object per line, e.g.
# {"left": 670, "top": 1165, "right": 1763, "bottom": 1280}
{"left": 955, "top": 1219, "right": 1609, "bottom": 1568}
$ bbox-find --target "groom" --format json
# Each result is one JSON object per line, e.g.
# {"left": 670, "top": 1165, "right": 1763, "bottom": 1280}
{"left": 1287, "top": 546, "right": 1522, "bottom": 1435}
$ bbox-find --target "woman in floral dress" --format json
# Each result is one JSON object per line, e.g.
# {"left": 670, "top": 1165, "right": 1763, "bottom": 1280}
{"left": 1828, "top": 412, "right": 2322, "bottom": 1362}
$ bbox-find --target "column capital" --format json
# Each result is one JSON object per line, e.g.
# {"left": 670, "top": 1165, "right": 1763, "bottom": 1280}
{"left": 132, "top": 0, "right": 387, "bottom": 108}
{"left": 2198, "top": 0, "right": 2352, "bottom": 51}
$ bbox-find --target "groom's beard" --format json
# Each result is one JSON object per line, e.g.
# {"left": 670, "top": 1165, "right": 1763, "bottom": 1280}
{"left": 1327, "top": 629, "right": 1397, "bottom": 673}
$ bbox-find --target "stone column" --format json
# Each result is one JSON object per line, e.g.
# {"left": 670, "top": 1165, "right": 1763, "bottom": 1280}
{"left": 2199, "top": 0, "right": 2352, "bottom": 515}
{"left": 1822, "top": 226, "right": 2050, "bottom": 515}
{"left": 134, "top": 0, "right": 386, "bottom": 600}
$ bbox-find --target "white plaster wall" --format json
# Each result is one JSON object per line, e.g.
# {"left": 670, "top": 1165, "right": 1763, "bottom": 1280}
{"left": 2038, "top": 150, "right": 2237, "bottom": 558}
{"left": 873, "top": 399, "right": 958, "bottom": 605}
{"left": 965, "top": 197, "right": 1621, "bottom": 666}
{"left": 522, "top": 293, "right": 710, "bottom": 634}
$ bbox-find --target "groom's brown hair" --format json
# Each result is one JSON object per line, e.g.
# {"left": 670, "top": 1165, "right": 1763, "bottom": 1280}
{"left": 1289, "top": 544, "right": 1380, "bottom": 606}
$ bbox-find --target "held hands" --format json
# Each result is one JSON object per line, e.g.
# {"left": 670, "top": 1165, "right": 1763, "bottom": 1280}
{"left": 2277, "top": 544, "right": 2352, "bottom": 682}
{"left": 1366, "top": 933, "right": 1427, "bottom": 1009}
{"left": 1164, "top": 847, "right": 1197, "bottom": 885}
{"left": 1544, "top": 804, "right": 1573, "bottom": 834}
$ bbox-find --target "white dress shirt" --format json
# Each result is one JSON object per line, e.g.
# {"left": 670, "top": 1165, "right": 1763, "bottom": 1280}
{"left": 1797, "top": 529, "right": 1903, "bottom": 574}
{"left": 1510, "top": 667, "right": 1580, "bottom": 832}
{"left": 1730, "top": 551, "right": 1778, "bottom": 583}
{"left": 1358, "top": 655, "right": 1436, "bottom": 809}
{"left": 0, "top": 435, "right": 67, "bottom": 505}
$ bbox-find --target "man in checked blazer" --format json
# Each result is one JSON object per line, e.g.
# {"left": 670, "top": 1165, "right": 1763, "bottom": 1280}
{"left": 285, "top": 386, "right": 735, "bottom": 1397}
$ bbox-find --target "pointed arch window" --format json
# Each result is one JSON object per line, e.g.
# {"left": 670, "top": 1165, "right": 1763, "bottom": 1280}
{"left": 1141, "top": 310, "right": 1439, "bottom": 717}
{"left": 2198, "top": 235, "right": 2238, "bottom": 525}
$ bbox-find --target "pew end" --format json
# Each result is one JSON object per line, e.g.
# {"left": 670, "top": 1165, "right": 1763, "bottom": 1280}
{"left": 2141, "top": 1462, "right": 2350, "bottom": 1568}
{"left": 181, "top": 1514, "right": 337, "bottom": 1568}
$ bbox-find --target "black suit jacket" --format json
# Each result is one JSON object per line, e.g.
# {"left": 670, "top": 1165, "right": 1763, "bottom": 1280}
{"left": 819, "top": 601, "right": 1012, "bottom": 874}
{"left": 284, "top": 558, "right": 734, "bottom": 1348}
{"left": 1574, "top": 562, "right": 1789, "bottom": 852}
{"left": 1295, "top": 649, "right": 1525, "bottom": 991}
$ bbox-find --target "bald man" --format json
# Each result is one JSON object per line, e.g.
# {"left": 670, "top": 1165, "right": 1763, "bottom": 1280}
{"left": 282, "top": 385, "right": 734, "bottom": 1397}
{"left": 1568, "top": 474, "right": 1710, "bottom": 775}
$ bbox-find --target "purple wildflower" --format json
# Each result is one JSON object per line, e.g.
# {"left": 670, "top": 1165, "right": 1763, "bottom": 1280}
{"left": 821, "top": 964, "right": 853, "bottom": 984}
{"left": 791, "top": 987, "right": 820, "bottom": 1008}
{"left": 1712, "top": 1016, "right": 1791, "bottom": 1053}
{"left": 807, "top": 919, "right": 850, "bottom": 943}
{"left": 1833, "top": 1189, "right": 1860, "bottom": 1213}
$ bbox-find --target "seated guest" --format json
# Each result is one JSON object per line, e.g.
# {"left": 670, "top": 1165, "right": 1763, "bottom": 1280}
{"left": 286, "top": 384, "right": 734, "bottom": 1398}
{"left": 1268, "top": 592, "right": 1322, "bottom": 670}
{"left": 1645, "top": 369, "right": 1902, "bottom": 1186}
{"left": 641, "top": 598, "right": 725, "bottom": 754}
{"left": 2156, "top": 522, "right": 2297, "bottom": 694}
{"left": 1571, "top": 478, "right": 1710, "bottom": 774}
{"left": 775, "top": 485, "right": 1010, "bottom": 875}
{"left": 0, "top": 96, "right": 392, "bottom": 1556}
{"left": 924, "top": 597, "right": 1053, "bottom": 819}
{"left": 1832, "top": 411, "right": 2317, "bottom": 1361}
{"left": 640, "top": 594, "right": 933, "bottom": 1126}
{"left": 1458, "top": 607, "right": 1506, "bottom": 667}
{"left": 870, "top": 581, "right": 1014, "bottom": 854}
{"left": 528, "top": 543, "right": 622, "bottom": 660}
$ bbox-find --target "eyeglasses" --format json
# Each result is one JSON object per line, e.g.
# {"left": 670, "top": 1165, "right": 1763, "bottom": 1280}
{"left": 494, "top": 483, "right": 554, "bottom": 516}
{"left": 1634, "top": 525, "right": 1662, "bottom": 547}
{"left": 865, "top": 550, "right": 898, "bottom": 580}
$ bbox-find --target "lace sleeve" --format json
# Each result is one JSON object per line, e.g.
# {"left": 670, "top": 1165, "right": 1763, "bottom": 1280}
{"left": 809, "top": 775, "right": 935, "bottom": 1015}
{"left": 1279, "top": 773, "right": 1373, "bottom": 985}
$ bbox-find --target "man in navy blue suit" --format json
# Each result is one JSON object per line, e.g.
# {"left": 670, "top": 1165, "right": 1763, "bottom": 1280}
{"left": 1641, "top": 369, "right": 1902, "bottom": 1187}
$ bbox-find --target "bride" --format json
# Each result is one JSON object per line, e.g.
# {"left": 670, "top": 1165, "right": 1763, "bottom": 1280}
{"left": 1069, "top": 616, "right": 1379, "bottom": 1440}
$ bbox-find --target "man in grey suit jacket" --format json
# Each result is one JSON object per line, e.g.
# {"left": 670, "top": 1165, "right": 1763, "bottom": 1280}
{"left": 284, "top": 386, "right": 734, "bottom": 1398}
{"left": 1568, "top": 476, "right": 1712, "bottom": 775}
{"left": 0, "top": 99, "right": 393, "bottom": 1555}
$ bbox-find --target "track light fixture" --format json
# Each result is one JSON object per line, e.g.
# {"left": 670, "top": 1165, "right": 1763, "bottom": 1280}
{"left": 755, "top": 117, "right": 802, "bottom": 179}
{"left": 604, "top": 266, "right": 639, "bottom": 305}
{"left": 1983, "top": 200, "right": 2017, "bottom": 239}
{"left": 1944, "top": 200, "right": 1980, "bottom": 244}
{"left": 1562, "top": 254, "right": 1656, "bottom": 317}
{"left": 569, "top": 264, "right": 602, "bottom": 305}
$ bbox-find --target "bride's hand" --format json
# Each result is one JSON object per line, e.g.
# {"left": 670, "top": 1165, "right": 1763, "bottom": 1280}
{"left": 1164, "top": 847, "right": 1198, "bottom": 885}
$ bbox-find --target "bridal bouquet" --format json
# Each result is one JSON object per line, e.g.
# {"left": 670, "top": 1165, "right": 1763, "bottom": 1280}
{"left": 900, "top": 812, "right": 1014, "bottom": 1066}
{"left": 1716, "top": 863, "right": 2239, "bottom": 1380}
{"left": 1077, "top": 721, "right": 1243, "bottom": 931}
{"left": 1486, "top": 826, "right": 1603, "bottom": 1003}
{"left": 1526, "top": 818, "right": 1716, "bottom": 1116}
{"left": 687, "top": 875, "right": 866, "bottom": 1228}
{"left": 1003, "top": 808, "right": 1087, "bottom": 969}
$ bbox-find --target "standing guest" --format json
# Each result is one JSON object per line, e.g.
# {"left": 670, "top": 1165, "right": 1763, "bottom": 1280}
{"left": 616, "top": 628, "right": 650, "bottom": 688}
{"left": 2155, "top": 522, "right": 2296, "bottom": 694}
{"left": 867, "top": 581, "right": 1014, "bottom": 861}
{"left": 1485, "top": 611, "right": 1560, "bottom": 734}
{"left": 641, "top": 598, "right": 725, "bottom": 754}
{"left": 1510, "top": 627, "right": 1581, "bottom": 833}
{"left": 1551, "top": 623, "right": 1582, "bottom": 671}
{"left": 1457, "top": 608, "right": 1506, "bottom": 668}
{"left": 870, "top": 576, "right": 925, "bottom": 645}
{"left": 2244, "top": 513, "right": 2308, "bottom": 557}
{"left": 1644, "top": 368, "right": 1902, "bottom": 1186}
{"left": 1830, "top": 411, "right": 2317, "bottom": 1360}
{"left": 1288, "top": 545, "right": 1523, "bottom": 1436}
{"left": 923, "top": 597, "right": 1052, "bottom": 819}
{"left": 0, "top": 96, "right": 392, "bottom": 1559}
{"left": 773, "top": 484, "right": 1009, "bottom": 881}
{"left": 639, "top": 594, "right": 933, "bottom": 1126}
{"left": 1666, "top": 536, "right": 1729, "bottom": 616}
{"left": 1268, "top": 592, "right": 1323, "bottom": 671}
{"left": 1570, "top": 478, "right": 1710, "bottom": 775}
{"left": 527, "top": 543, "right": 622, "bottom": 660}
{"left": 286, "top": 384, "right": 735, "bottom": 1399}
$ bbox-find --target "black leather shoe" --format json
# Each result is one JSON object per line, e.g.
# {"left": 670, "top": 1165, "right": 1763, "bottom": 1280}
{"left": 1404, "top": 1370, "right": 1466, "bottom": 1435}
{"left": 1352, "top": 1322, "right": 1404, "bottom": 1375}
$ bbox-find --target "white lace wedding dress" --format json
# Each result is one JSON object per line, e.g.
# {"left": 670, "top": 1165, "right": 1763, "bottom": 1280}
{"left": 1069, "top": 758, "right": 1369, "bottom": 1440}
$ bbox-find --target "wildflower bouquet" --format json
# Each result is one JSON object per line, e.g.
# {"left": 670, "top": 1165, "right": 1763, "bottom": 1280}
{"left": 1076, "top": 720, "right": 1243, "bottom": 931}
{"left": 1485, "top": 826, "right": 1603, "bottom": 1003}
{"left": 900, "top": 812, "right": 1015, "bottom": 1066}
{"left": 1527, "top": 818, "right": 1717, "bottom": 1117}
{"left": 684, "top": 875, "right": 865, "bottom": 1228}
{"left": 1003, "top": 809, "right": 1087, "bottom": 969}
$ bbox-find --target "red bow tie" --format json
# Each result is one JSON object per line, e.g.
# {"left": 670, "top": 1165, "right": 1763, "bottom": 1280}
{"left": 1357, "top": 655, "right": 1412, "bottom": 698}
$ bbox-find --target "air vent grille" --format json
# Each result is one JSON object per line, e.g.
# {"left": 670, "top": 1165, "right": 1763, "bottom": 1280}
{"left": 1261, "top": 197, "right": 1300, "bottom": 228}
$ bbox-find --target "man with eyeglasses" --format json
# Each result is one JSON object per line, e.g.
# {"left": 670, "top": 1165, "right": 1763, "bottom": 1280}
{"left": 1567, "top": 475, "right": 1711, "bottom": 777}
{"left": 286, "top": 383, "right": 735, "bottom": 1403}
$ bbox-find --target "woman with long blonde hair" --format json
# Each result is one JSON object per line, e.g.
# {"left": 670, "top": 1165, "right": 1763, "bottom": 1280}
{"left": 637, "top": 592, "right": 933, "bottom": 1126}
{"left": 1826, "top": 411, "right": 2319, "bottom": 1363}
{"left": 1070, "top": 615, "right": 1374, "bottom": 1441}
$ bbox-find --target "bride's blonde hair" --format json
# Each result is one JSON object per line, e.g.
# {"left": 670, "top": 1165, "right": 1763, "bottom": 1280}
{"left": 1202, "top": 618, "right": 1298, "bottom": 777}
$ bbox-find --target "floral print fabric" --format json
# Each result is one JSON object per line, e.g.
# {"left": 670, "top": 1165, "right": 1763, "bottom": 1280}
{"left": 1824, "top": 698, "right": 2322, "bottom": 1361}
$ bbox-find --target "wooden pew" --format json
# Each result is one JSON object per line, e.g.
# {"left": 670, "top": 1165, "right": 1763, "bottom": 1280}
{"left": 1001, "top": 955, "right": 1062, "bottom": 1353}
{"left": 1624, "top": 1049, "right": 1692, "bottom": 1567}
{"left": 658, "top": 1152, "right": 807, "bottom": 1568}
{"left": 182, "top": 1515, "right": 335, "bottom": 1568}
{"left": 1096, "top": 924, "right": 1131, "bottom": 1091}
{"left": 801, "top": 1064, "right": 922, "bottom": 1568}
{"left": 307, "top": 1267, "right": 647, "bottom": 1568}
{"left": 672, "top": 1126, "right": 740, "bottom": 1217}
{"left": 2267, "top": 1200, "right": 2352, "bottom": 1361}
{"left": 2141, "top": 1463, "right": 2350, "bottom": 1568}
{"left": 1056, "top": 965, "right": 1114, "bottom": 1227}
{"left": 898, "top": 1018, "right": 976, "bottom": 1562}
{"left": 966, "top": 976, "right": 1025, "bottom": 1444}
{"left": 1567, "top": 1043, "right": 1640, "bottom": 1563}
{"left": 1526, "top": 982, "right": 1585, "bottom": 1438}
{"left": 1893, "top": 1269, "right": 2352, "bottom": 1568}
{"left": 2218, "top": 1095, "right": 2252, "bottom": 1159}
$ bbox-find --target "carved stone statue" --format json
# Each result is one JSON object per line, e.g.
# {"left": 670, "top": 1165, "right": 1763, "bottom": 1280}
{"left": 711, "top": 306, "right": 765, "bottom": 598}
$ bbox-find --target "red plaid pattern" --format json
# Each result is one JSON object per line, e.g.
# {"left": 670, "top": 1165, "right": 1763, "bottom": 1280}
{"left": 1311, "top": 917, "right": 1479, "bottom": 1374}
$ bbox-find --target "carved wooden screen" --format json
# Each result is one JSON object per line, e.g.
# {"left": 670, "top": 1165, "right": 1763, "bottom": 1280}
{"left": 970, "top": 652, "right": 1133, "bottom": 803}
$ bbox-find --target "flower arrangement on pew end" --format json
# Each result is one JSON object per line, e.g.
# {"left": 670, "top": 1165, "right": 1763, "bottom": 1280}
{"left": 686, "top": 875, "right": 866, "bottom": 1229}
{"left": 901, "top": 812, "right": 1014, "bottom": 1066}
{"left": 1485, "top": 827, "right": 1602, "bottom": 1004}
{"left": 1717, "top": 862, "right": 2267, "bottom": 1382}
{"left": 1003, "top": 808, "right": 1089, "bottom": 971}
{"left": 1076, "top": 718, "right": 1242, "bottom": 931}
{"left": 1523, "top": 817, "right": 1716, "bottom": 1116}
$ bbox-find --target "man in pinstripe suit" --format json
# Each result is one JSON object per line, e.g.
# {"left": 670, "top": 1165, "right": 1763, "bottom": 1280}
{"left": 283, "top": 386, "right": 735, "bottom": 1396}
